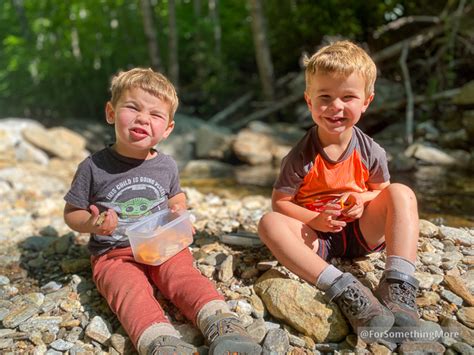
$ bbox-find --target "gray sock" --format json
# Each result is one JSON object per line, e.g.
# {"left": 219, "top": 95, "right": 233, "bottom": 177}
{"left": 137, "top": 323, "right": 181, "bottom": 355}
{"left": 385, "top": 255, "right": 416, "bottom": 276}
{"left": 315, "top": 265, "right": 343, "bottom": 291}
{"left": 196, "top": 300, "right": 232, "bottom": 331}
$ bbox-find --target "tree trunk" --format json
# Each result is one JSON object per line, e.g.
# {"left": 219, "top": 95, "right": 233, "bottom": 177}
{"left": 208, "top": 0, "right": 221, "bottom": 57}
{"left": 139, "top": 0, "right": 162, "bottom": 71}
{"left": 248, "top": 0, "right": 275, "bottom": 101}
{"left": 168, "top": 0, "right": 179, "bottom": 89}
{"left": 193, "top": 0, "right": 207, "bottom": 81}
{"left": 194, "top": 0, "right": 202, "bottom": 18}
{"left": 11, "top": 0, "right": 30, "bottom": 40}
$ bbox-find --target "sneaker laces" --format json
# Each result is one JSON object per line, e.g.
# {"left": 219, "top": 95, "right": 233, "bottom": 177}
{"left": 148, "top": 336, "right": 198, "bottom": 355}
{"left": 388, "top": 281, "right": 417, "bottom": 309}
{"left": 204, "top": 315, "right": 247, "bottom": 344}
{"left": 338, "top": 284, "right": 369, "bottom": 317}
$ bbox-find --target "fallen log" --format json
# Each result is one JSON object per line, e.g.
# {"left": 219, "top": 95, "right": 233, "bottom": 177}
{"left": 209, "top": 92, "right": 254, "bottom": 124}
{"left": 372, "top": 25, "right": 445, "bottom": 63}
{"left": 367, "top": 88, "right": 461, "bottom": 115}
{"left": 229, "top": 91, "right": 303, "bottom": 129}
{"left": 373, "top": 16, "right": 440, "bottom": 39}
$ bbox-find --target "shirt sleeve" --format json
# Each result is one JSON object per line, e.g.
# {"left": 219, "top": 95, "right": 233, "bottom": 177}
{"left": 368, "top": 142, "right": 390, "bottom": 184}
{"left": 167, "top": 158, "right": 183, "bottom": 198}
{"left": 64, "top": 158, "right": 93, "bottom": 209}
{"left": 273, "top": 147, "right": 307, "bottom": 196}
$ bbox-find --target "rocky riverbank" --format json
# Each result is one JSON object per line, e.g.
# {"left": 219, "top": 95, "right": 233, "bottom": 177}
{"left": 1, "top": 118, "right": 474, "bottom": 354}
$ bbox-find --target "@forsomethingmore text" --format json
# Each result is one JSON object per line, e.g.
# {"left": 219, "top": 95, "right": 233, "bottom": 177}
{"left": 358, "top": 327, "right": 460, "bottom": 343}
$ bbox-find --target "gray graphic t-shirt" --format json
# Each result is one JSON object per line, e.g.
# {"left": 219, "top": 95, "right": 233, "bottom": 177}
{"left": 64, "top": 147, "right": 182, "bottom": 255}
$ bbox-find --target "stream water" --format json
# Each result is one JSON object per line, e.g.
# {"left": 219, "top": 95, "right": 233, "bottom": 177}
{"left": 182, "top": 165, "right": 474, "bottom": 228}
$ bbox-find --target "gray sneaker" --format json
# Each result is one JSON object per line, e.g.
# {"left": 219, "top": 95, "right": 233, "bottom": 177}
{"left": 147, "top": 335, "right": 198, "bottom": 355}
{"left": 202, "top": 312, "right": 262, "bottom": 355}
{"left": 374, "top": 270, "right": 420, "bottom": 327}
{"left": 326, "top": 273, "right": 395, "bottom": 338}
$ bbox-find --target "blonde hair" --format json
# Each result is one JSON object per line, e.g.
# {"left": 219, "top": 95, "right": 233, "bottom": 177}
{"left": 304, "top": 40, "right": 377, "bottom": 98}
{"left": 109, "top": 68, "right": 179, "bottom": 119}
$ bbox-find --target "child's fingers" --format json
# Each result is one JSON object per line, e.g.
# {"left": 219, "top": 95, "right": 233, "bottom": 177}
{"left": 345, "top": 203, "right": 364, "bottom": 218}
{"left": 330, "top": 218, "right": 346, "bottom": 228}
{"left": 323, "top": 204, "right": 342, "bottom": 217}
{"left": 170, "top": 204, "right": 185, "bottom": 213}
{"left": 89, "top": 205, "right": 100, "bottom": 220}
{"left": 107, "top": 209, "right": 118, "bottom": 225}
{"left": 344, "top": 205, "right": 358, "bottom": 216}
{"left": 105, "top": 211, "right": 119, "bottom": 233}
{"left": 94, "top": 210, "right": 117, "bottom": 235}
{"left": 320, "top": 215, "right": 346, "bottom": 232}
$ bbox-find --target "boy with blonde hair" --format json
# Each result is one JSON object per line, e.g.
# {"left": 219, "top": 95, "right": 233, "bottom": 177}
{"left": 64, "top": 68, "right": 261, "bottom": 354}
{"left": 258, "top": 41, "right": 420, "bottom": 338}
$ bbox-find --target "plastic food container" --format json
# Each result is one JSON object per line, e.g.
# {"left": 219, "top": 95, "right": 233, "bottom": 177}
{"left": 126, "top": 209, "right": 193, "bottom": 265}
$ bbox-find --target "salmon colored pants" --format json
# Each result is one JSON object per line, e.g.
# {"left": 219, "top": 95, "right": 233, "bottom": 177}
{"left": 91, "top": 247, "right": 224, "bottom": 346}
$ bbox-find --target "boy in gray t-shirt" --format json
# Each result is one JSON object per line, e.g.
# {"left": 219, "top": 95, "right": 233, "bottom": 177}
{"left": 64, "top": 68, "right": 260, "bottom": 355}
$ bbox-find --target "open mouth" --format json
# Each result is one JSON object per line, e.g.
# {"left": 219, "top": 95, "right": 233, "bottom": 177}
{"left": 325, "top": 116, "right": 346, "bottom": 123}
{"left": 129, "top": 127, "right": 149, "bottom": 139}
{"left": 130, "top": 127, "right": 149, "bottom": 135}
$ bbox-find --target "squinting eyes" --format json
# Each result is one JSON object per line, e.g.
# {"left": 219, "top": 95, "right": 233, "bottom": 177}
{"left": 317, "top": 96, "right": 357, "bottom": 101}
{"left": 123, "top": 107, "right": 167, "bottom": 120}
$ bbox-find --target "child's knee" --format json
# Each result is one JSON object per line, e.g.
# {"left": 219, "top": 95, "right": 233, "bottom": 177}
{"left": 385, "top": 183, "right": 417, "bottom": 204}
{"left": 258, "top": 212, "right": 282, "bottom": 239}
{"left": 258, "top": 212, "right": 274, "bottom": 234}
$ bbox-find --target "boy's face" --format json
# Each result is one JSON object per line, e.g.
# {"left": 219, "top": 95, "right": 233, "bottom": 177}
{"left": 106, "top": 87, "right": 174, "bottom": 159}
{"left": 304, "top": 72, "right": 373, "bottom": 140}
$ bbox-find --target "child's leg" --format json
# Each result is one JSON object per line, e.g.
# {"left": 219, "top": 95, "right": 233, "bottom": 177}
{"left": 149, "top": 248, "right": 261, "bottom": 354}
{"left": 358, "top": 183, "right": 420, "bottom": 326}
{"left": 148, "top": 248, "right": 225, "bottom": 323}
{"left": 258, "top": 211, "right": 394, "bottom": 335}
{"left": 91, "top": 247, "right": 175, "bottom": 349}
{"left": 359, "top": 183, "right": 419, "bottom": 262}
{"left": 258, "top": 211, "right": 328, "bottom": 283}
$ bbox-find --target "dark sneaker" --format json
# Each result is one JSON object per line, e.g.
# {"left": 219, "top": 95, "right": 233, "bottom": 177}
{"left": 325, "top": 273, "right": 394, "bottom": 337}
{"left": 147, "top": 335, "right": 199, "bottom": 355}
{"left": 202, "top": 312, "right": 262, "bottom": 355}
{"left": 374, "top": 270, "right": 420, "bottom": 327}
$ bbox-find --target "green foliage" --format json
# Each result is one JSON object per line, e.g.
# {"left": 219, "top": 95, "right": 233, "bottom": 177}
{"left": 265, "top": 0, "right": 391, "bottom": 73}
{"left": 0, "top": 0, "right": 469, "bottom": 122}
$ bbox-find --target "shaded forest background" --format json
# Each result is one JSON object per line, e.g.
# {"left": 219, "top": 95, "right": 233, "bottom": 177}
{"left": 0, "top": 0, "right": 472, "bottom": 132}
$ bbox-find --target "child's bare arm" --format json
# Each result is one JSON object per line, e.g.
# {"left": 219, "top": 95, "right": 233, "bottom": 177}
{"left": 339, "top": 181, "right": 391, "bottom": 221}
{"left": 272, "top": 189, "right": 345, "bottom": 232}
{"left": 168, "top": 192, "right": 187, "bottom": 212}
{"left": 64, "top": 203, "right": 117, "bottom": 235}
{"left": 168, "top": 192, "right": 195, "bottom": 234}
{"left": 360, "top": 181, "right": 390, "bottom": 203}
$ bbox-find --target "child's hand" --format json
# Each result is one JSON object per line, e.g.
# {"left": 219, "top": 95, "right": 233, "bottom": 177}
{"left": 170, "top": 203, "right": 186, "bottom": 213}
{"left": 170, "top": 204, "right": 196, "bottom": 235}
{"left": 89, "top": 205, "right": 118, "bottom": 235}
{"left": 338, "top": 193, "right": 364, "bottom": 222}
{"left": 311, "top": 202, "right": 346, "bottom": 232}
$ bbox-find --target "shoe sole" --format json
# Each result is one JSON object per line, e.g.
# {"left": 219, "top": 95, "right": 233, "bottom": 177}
{"left": 358, "top": 308, "right": 395, "bottom": 344}
{"left": 394, "top": 312, "right": 420, "bottom": 327}
{"left": 209, "top": 335, "right": 262, "bottom": 355}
